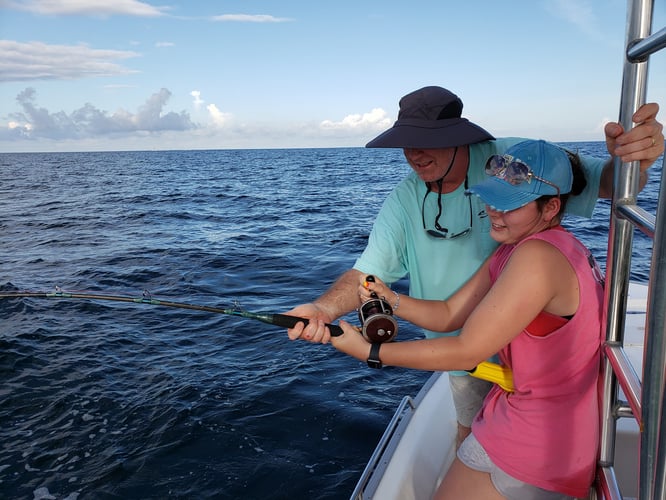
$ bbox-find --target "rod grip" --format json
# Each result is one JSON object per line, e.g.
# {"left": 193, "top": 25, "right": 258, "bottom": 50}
{"left": 271, "top": 313, "right": 344, "bottom": 337}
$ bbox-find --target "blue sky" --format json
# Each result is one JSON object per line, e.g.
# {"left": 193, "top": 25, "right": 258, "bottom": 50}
{"left": 1, "top": 0, "right": 665, "bottom": 152}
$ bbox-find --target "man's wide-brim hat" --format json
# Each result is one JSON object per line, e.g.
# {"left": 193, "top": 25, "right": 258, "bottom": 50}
{"left": 366, "top": 86, "right": 495, "bottom": 149}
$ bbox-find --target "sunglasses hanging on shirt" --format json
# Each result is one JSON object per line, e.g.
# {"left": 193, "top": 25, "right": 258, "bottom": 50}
{"left": 421, "top": 175, "right": 473, "bottom": 239}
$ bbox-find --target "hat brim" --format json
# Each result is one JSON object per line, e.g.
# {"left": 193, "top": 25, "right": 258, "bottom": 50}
{"left": 366, "top": 117, "right": 494, "bottom": 148}
{"left": 466, "top": 176, "right": 541, "bottom": 213}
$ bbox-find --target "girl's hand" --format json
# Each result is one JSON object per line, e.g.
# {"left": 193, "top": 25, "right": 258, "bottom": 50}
{"left": 330, "top": 320, "right": 371, "bottom": 362}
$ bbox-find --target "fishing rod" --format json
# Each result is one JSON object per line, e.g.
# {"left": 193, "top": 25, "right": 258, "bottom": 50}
{"left": 0, "top": 288, "right": 344, "bottom": 336}
{"left": 0, "top": 287, "right": 514, "bottom": 391}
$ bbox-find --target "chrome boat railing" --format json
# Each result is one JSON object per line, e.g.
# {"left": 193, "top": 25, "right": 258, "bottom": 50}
{"left": 597, "top": 1, "right": 666, "bottom": 498}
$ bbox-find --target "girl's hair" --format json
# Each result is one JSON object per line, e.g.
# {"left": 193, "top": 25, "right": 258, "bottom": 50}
{"left": 536, "top": 149, "right": 588, "bottom": 216}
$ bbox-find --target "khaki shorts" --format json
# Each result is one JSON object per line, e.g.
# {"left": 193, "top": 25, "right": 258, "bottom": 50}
{"left": 448, "top": 373, "right": 493, "bottom": 427}
{"left": 457, "top": 434, "right": 579, "bottom": 500}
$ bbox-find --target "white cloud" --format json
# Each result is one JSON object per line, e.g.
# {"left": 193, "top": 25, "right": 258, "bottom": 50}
{"left": 155, "top": 41, "right": 174, "bottom": 48}
{"left": 190, "top": 90, "right": 204, "bottom": 109}
{"left": 2, "top": 87, "right": 196, "bottom": 141}
{"left": 211, "top": 14, "right": 292, "bottom": 23}
{"left": 103, "top": 84, "right": 137, "bottom": 89}
{"left": 0, "top": 40, "right": 139, "bottom": 82}
{"left": 8, "top": 120, "right": 32, "bottom": 132}
{"left": 544, "top": 0, "right": 603, "bottom": 40}
{"left": 3, "top": 0, "right": 170, "bottom": 17}
{"left": 320, "top": 107, "right": 392, "bottom": 131}
{"left": 207, "top": 104, "right": 232, "bottom": 127}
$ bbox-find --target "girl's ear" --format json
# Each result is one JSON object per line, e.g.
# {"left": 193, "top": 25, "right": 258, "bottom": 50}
{"left": 544, "top": 197, "right": 562, "bottom": 222}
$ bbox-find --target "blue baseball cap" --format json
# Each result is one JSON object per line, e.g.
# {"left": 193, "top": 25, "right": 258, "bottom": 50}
{"left": 467, "top": 140, "right": 573, "bottom": 212}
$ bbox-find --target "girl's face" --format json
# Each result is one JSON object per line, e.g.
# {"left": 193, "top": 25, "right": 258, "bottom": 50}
{"left": 486, "top": 201, "right": 554, "bottom": 245}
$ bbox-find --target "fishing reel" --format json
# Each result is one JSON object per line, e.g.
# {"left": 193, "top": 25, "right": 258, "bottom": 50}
{"left": 357, "top": 275, "right": 398, "bottom": 343}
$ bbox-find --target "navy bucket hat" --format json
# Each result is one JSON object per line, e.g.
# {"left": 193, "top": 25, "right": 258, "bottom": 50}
{"left": 366, "top": 86, "right": 495, "bottom": 149}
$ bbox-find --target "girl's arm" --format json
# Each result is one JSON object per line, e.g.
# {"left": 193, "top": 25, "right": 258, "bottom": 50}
{"left": 337, "top": 239, "right": 577, "bottom": 372}
{"left": 360, "top": 258, "right": 493, "bottom": 333}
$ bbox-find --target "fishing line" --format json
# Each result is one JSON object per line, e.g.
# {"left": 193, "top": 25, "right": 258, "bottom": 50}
{"left": 0, "top": 288, "right": 344, "bottom": 336}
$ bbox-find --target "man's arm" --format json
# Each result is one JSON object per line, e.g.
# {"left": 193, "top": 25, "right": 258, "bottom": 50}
{"left": 597, "top": 158, "right": 650, "bottom": 199}
{"left": 599, "top": 102, "right": 664, "bottom": 198}
{"left": 312, "top": 268, "right": 365, "bottom": 320}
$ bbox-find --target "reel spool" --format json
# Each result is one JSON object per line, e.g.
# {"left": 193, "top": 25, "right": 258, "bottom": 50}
{"left": 357, "top": 276, "right": 398, "bottom": 343}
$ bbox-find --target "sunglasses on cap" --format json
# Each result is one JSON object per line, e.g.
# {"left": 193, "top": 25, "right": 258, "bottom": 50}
{"left": 485, "top": 155, "right": 560, "bottom": 197}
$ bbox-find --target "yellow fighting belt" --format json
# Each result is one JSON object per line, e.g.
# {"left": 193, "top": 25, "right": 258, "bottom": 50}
{"left": 467, "top": 361, "right": 514, "bottom": 392}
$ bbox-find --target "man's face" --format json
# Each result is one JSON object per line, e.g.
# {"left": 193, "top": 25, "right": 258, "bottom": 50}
{"left": 403, "top": 147, "right": 458, "bottom": 184}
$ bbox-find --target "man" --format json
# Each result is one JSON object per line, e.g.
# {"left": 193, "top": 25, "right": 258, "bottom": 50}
{"left": 287, "top": 86, "right": 664, "bottom": 446}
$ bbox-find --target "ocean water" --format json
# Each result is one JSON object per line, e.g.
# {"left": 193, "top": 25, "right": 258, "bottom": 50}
{"left": 0, "top": 145, "right": 660, "bottom": 499}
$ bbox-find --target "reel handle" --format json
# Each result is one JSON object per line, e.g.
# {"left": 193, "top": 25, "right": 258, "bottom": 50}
{"left": 365, "top": 274, "right": 379, "bottom": 298}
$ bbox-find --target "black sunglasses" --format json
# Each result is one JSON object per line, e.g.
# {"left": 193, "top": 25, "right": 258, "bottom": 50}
{"left": 421, "top": 175, "right": 473, "bottom": 239}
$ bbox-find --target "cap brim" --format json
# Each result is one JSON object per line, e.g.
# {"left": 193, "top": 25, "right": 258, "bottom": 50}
{"left": 366, "top": 118, "right": 495, "bottom": 148}
{"left": 466, "top": 176, "right": 540, "bottom": 212}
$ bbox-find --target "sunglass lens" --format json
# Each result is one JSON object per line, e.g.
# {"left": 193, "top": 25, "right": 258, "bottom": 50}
{"left": 486, "top": 155, "right": 505, "bottom": 175}
{"left": 506, "top": 161, "right": 529, "bottom": 185}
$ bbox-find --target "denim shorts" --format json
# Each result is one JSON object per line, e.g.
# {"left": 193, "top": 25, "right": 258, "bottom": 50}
{"left": 448, "top": 373, "right": 493, "bottom": 427}
{"left": 457, "top": 434, "right": 579, "bottom": 500}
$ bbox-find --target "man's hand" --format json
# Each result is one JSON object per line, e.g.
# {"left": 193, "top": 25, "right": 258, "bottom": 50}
{"left": 605, "top": 102, "right": 663, "bottom": 173}
{"left": 599, "top": 103, "right": 663, "bottom": 198}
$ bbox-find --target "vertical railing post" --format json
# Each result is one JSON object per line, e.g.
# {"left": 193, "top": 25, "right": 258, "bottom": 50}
{"left": 598, "top": 0, "right": 654, "bottom": 499}
{"left": 646, "top": 156, "right": 666, "bottom": 500}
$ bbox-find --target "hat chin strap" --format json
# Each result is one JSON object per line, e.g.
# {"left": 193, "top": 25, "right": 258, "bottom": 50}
{"left": 427, "top": 146, "right": 458, "bottom": 193}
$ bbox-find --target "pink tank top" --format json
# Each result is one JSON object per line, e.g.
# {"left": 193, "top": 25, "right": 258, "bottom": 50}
{"left": 472, "top": 227, "right": 604, "bottom": 497}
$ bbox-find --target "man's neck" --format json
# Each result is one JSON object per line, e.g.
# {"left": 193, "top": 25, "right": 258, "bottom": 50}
{"left": 431, "top": 145, "right": 470, "bottom": 193}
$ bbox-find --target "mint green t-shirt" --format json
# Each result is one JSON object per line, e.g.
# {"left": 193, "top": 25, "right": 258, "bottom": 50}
{"left": 353, "top": 138, "right": 604, "bottom": 347}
